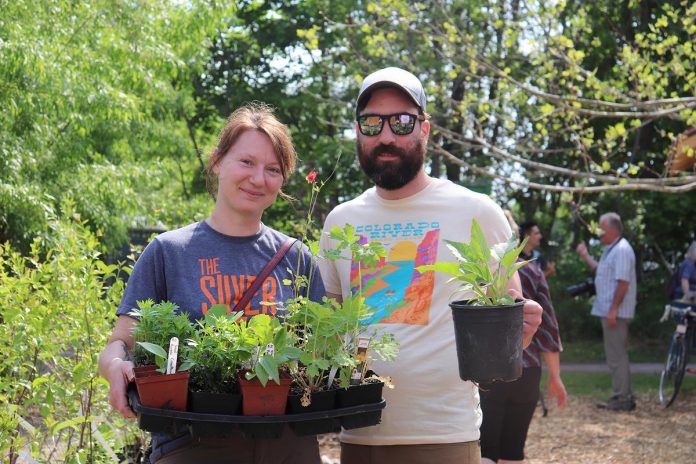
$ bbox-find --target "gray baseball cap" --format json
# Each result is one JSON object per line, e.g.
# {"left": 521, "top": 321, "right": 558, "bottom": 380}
{"left": 356, "top": 67, "right": 427, "bottom": 116}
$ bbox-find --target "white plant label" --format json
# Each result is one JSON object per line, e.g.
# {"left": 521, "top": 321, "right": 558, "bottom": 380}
{"left": 265, "top": 343, "right": 275, "bottom": 356}
{"left": 167, "top": 337, "right": 179, "bottom": 375}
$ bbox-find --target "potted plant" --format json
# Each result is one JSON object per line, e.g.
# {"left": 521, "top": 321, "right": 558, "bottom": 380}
{"left": 417, "top": 219, "right": 530, "bottom": 383}
{"left": 237, "top": 314, "right": 302, "bottom": 416}
{"left": 129, "top": 300, "right": 196, "bottom": 411}
{"left": 186, "top": 304, "right": 255, "bottom": 415}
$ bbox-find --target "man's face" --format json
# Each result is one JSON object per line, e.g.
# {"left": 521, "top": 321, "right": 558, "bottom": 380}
{"left": 356, "top": 87, "right": 429, "bottom": 190}
{"left": 526, "top": 226, "right": 543, "bottom": 249}
{"left": 598, "top": 219, "right": 618, "bottom": 245}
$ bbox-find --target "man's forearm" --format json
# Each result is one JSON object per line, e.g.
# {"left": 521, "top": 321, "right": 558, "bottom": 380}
{"left": 610, "top": 280, "right": 630, "bottom": 312}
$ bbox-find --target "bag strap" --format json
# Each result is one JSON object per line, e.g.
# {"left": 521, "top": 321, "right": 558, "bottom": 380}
{"left": 233, "top": 237, "right": 297, "bottom": 313}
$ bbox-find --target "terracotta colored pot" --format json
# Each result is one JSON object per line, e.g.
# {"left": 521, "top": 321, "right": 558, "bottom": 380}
{"left": 238, "top": 372, "right": 291, "bottom": 416}
{"left": 135, "top": 370, "right": 190, "bottom": 411}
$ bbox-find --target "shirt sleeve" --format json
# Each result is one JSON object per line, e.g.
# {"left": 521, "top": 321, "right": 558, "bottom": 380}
{"left": 116, "top": 238, "right": 166, "bottom": 317}
{"left": 613, "top": 241, "right": 635, "bottom": 282}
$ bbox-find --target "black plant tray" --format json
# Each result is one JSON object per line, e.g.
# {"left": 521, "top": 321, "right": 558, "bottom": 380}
{"left": 127, "top": 385, "right": 385, "bottom": 438}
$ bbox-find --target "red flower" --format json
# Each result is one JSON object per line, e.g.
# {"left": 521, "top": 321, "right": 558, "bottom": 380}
{"left": 305, "top": 169, "right": 318, "bottom": 183}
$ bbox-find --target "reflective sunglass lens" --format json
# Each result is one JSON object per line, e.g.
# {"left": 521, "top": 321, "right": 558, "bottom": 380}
{"left": 389, "top": 114, "right": 415, "bottom": 135}
{"left": 359, "top": 116, "right": 383, "bottom": 136}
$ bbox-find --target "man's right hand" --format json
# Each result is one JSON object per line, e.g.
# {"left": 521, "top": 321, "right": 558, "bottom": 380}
{"left": 106, "top": 358, "right": 136, "bottom": 419}
{"left": 576, "top": 241, "right": 588, "bottom": 258}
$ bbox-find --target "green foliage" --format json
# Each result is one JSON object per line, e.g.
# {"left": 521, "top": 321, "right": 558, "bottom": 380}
{"left": 244, "top": 314, "right": 303, "bottom": 387}
{"left": 0, "top": 210, "right": 141, "bottom": 461}
{"left": 418, "top": 219, "right": 529, "bottom": 306}
{"left": 186, "top": 305, "right": 256, "bottom": 394}
{"left": 129, "top": 300, "right": 196, "bottom": 367}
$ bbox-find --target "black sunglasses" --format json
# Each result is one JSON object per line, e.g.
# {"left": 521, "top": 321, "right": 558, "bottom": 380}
{"left": 357, "top": 112, "right": 425, "bottom": 136}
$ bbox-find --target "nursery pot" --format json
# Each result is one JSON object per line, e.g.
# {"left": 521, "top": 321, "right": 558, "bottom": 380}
{"left": 449, "top": 299, "right": 524, "bottom": 383}
{"left": 287, "top": 389, "right": 340, "bottom": 436}
{"left": 134, "top": 370, "right": 190, "bottom": 411}
{"left": 238, "top": 372, "right": 292, "bottom": 416}
{"left": 188, "top": 391, "right": 242, "bottom": 415}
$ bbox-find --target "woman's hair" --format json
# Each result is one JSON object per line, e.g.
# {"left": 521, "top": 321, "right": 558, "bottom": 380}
{"left": 686, "top": 241, "right": 696, "bottom": 262}
{"left": 205, "top": 102, "right": 297, "bottom": 198}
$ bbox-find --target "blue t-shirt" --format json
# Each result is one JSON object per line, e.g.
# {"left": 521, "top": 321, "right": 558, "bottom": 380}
{"left": 117, "top": 221, "right": 324, "bottom": 321}
{"left": 674, "top": 259, "right": 696, "bottom": 299}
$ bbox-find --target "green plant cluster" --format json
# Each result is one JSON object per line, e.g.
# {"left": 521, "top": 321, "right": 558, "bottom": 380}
{"left": 129, "top": 300, "right": 196, "bottom": 368}
{"left": 186, "top": 306, "right": 256, "bottom": 394}
{"left": 418, "top": 219, "right": 529, "bottom": 306}
{"left": 0, "top": 209, "right": 141, "bottom": 462}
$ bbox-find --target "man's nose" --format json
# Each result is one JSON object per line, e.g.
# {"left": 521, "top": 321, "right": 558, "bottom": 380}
{"left": 378, "top": 122, "right": 397, "bottom": 144}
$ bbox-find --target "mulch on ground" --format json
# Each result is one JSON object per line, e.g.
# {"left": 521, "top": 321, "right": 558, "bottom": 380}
{"left": 318, "top": 390, "right": 696, "bottom": 463}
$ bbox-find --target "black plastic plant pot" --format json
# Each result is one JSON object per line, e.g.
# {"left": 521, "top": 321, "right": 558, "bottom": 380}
{"left": 188, "top": 391, "right": 242, "bottom": 437}
{"left": 287, "top": 389, "right": 340, "bottom": 436}
{"left": 189, "top": 391, "right": 242, "bottom": 414}
{"left": 449, "top": 299, "right": 524, "bottom": 383}
{"left": 335, "top": 375, "right": 384, "bottom": 429}
{"left": 336, "top": 381, "right": 383, "bottom": 408}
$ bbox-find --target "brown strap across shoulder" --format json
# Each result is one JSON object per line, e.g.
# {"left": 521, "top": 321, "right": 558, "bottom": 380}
{"left": 232, "top": 237, "right": 297, "bottom": 313}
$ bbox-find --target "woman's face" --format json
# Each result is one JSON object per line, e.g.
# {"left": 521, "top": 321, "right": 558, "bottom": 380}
{"left": 213, "top": 129, "right": 284, "bottom": 219}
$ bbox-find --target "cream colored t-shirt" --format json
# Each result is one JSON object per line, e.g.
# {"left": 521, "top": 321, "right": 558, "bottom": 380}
{"left": 318, "top": 178, "right": 511, "bottom": 445}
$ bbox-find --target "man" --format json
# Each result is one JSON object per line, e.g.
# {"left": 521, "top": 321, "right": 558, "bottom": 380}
{"left": 576, "top": 212, "right": 637, "bottom": 411}
{"left": 318, "top": 66, "right": 543, "bottom": 464}
{"left": 480, "top": 221, "right": 567, "bottom": 464}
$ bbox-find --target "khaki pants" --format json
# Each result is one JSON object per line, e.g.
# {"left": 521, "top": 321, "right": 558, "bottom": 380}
{"left": 341, "top": 441, "right": 481, "bottom": 464}
{"left": 601, "top": 317, "right": 633, "bottom": 399}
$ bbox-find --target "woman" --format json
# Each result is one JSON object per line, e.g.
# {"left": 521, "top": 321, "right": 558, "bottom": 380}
{"left": 674, "top": 241, "right": 696, "bottom": 303}
{"left": 98, "top": 102, "right": 324, "bottom": 463}
{"left": 480, "top": 221, "right": 568, "bottom": 464}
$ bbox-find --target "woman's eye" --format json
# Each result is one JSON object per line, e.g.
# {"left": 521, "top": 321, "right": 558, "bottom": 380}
{"left": 267, "top": 167, "right": 282, "bottom": 175}
{"left": 240, "top": 159, "right": 252, "bottom": 165}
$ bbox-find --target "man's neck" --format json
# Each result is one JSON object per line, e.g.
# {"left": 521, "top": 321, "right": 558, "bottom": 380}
{"left": 375, "top": 169, "right": 432, "bottom": 201}
{"left": 523, "top": 244, "right": 535, "bottom": 257}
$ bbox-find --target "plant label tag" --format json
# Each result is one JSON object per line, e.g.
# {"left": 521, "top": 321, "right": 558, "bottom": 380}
{"left": 355, "top": 337, "right": 370, "bottom": 363}
{"left": 350, "top": 368, "right": 361, "bottom": 386}
{"left": 167, "top": 337, "right": 179, "bottom": 375}
{"left": 265, "top": 343, "right": 275, "bottom": 356}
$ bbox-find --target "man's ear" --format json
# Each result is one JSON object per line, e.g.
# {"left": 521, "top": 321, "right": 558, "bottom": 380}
{"left": 421, "top": 119, "right": 431, "bottom": 140}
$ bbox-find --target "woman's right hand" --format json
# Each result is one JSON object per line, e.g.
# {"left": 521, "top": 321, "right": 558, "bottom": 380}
{"left": 106, "top": 357, "right": 136, "bottom": 418}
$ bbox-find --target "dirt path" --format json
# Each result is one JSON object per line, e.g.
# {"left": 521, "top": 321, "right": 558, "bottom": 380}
{"left": 319, "top": 390, "right": 696, "bottom": 463}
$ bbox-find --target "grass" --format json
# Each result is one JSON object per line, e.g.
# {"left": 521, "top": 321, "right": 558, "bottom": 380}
{"left": 561, "top": 338, "right": 670, "bottom": 363}
{"left": 542, "top": 371, "right": 696, "bottom": 399}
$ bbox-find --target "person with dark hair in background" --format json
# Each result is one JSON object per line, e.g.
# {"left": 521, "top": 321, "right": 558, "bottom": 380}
{"left": 480, "top": 221, "right": 567, "bottom": 464}
{"left": 576, "top": 212, "right": 637, "bottom": 411}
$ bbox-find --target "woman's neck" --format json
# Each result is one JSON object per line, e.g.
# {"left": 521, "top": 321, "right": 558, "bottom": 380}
{"left": 207, "top": 209, "right": 262, "bottom": 237}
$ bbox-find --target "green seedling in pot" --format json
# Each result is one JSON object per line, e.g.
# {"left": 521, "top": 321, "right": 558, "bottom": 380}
{"left": 136, "top": 340, "right": 194, "bottom": 374}
{"left": 418, "top": 219, "right": 531, "bottom": 306}
{"left": 244, "top": 314, "right": 302, "bottom": 387}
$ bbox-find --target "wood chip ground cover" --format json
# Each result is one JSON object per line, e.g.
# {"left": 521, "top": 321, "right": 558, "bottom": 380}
{"left": 318, "top": 390, "right": 696, "bottom": 463}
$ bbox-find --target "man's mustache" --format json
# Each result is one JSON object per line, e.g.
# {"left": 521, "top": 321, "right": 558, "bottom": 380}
{"left": 370, "top": 144, "right": 409, "bottom": 159}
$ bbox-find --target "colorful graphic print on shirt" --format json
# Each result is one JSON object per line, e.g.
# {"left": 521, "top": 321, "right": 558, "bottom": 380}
{"left": 350, "top": 221, "right": 440, "bottom": 325}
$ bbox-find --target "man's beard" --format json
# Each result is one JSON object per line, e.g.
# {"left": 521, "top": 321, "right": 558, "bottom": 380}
{"left": 357, "top": 138, "right": 425, "bottom": 190}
